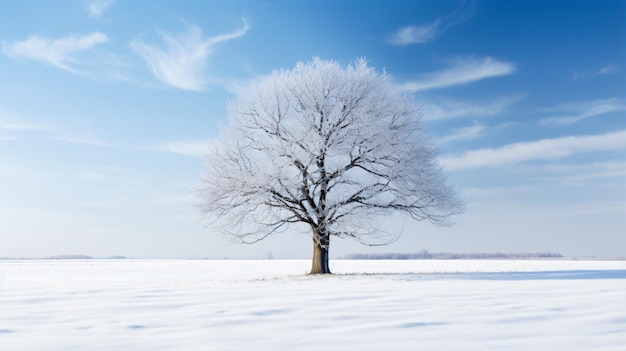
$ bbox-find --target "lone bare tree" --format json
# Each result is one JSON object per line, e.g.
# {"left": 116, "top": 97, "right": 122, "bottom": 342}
{"left": 197, "top": 58, "right": 463, "bottom": 274}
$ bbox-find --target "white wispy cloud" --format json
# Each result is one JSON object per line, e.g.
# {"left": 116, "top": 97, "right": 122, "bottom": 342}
{"left": 573, "top": 63, "right": 620, "bottom": 79}
{"left": 0, "top": 111, "right": 51, "bottom": 131}
{"left": 540, "top": 98, "right": 626, "bottom": 125}
{"left": 0, "top": 119, "right": 49, "bottom": 131}
{"left": 131, "top": 18, "right": 250, "bottom": 91}
{"left": 145, "top": 140, "right": 211, "bottom": 158}
{"left": 389, "top": 0, "right": 474, "bottom": 45}
{"left": 88, "top": 0, "right": 114, "bottom": 19}
{"left": 70, "top": 193, "right": 191, "bottom": 208}
{"left": 400, "top": 57, "right": 516, "bottom": 92}
{"left": 463, "top": 185, "right": 536, "bottom": 198}
{"left": 389, "top": 20, "right": 441, "bottom": 46}
{"left": 540, "top": 160, "right": 626, "bottom": 185}
{"left": 0, "top": 111, "right": 49, "bottom": 142}
{"left": 49, "top": 135, "right": 117, "bottom": 148}
{"left": 2, "top": 32, "right": 109, "bottom": 74}
{"left": 440, "top": 130, "right": 626, "bottom": 171}
{"left": 423, "top": 95, "right": 523, "bottom": 121}
{"left": 437, "top": 123, "right": 486, "bottom": 144}
{"left": 598, "top": 63, "right": 620, "bottom": 75}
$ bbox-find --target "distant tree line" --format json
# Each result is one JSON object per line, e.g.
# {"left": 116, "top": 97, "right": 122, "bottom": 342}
{"left": 0, "top": 255, "right": 128, "bottom": 260}
{"left": 344, "top": 250, "right": 563, "bottom": 260}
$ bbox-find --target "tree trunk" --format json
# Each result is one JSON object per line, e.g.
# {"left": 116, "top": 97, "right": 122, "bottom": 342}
{"left": 310, "top": 231, "right": 331, "bottom": 274}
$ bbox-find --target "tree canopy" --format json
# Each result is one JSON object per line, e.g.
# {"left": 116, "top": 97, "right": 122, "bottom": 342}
{"left": 197, "top": 58, "right": 463, "bottom": 273}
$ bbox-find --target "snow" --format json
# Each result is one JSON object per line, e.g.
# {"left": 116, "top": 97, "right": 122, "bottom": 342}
{"left": 1, "top": 259, "right": 625, "bottom": 350}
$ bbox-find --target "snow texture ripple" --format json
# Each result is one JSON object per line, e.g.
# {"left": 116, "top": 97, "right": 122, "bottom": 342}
{"left": 1, "top": 259, "right": 625, "bottom": 350}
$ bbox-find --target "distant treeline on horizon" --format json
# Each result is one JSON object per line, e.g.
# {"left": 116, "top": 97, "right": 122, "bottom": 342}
{"left": 0, "top": 255, "right": 128, "bottom": 260}
{"left": 344, "top": 250, "right": 563, "bottom": 260}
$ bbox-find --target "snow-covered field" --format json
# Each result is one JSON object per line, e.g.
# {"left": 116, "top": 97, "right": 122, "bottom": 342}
{"left": 1, "top": 259, "right": 625, "bottom": 350}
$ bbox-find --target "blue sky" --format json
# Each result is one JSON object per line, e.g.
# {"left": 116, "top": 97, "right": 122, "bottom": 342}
{"left": 1, "top": 0, "right": 624, "bottom": 259}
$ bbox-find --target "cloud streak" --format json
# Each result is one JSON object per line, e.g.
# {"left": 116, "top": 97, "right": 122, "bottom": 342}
{"left": 88, "top": 0, "right": 114, "bottom": 19}
{"left": 49, "top": 135, "right": 117, "bottom": 148}
{"left": 598, "top": 64, "right": 619, "bottom": 75}
{"left": 440, "top": 130, "right": 626, "bottom": 171}
{"left": 0, "top": 111, "right": 51, "bottom": 131}
{"left": 540, "top": 98, "right": 626, "bottom": 125}
{"left": 2, "top": 33, "right": 109, "bottom": 74}
{"left": 0, "top": 119, "right": 49, "bottom": 131}
{"left": 131, "top": 18, "right": 249, "bottom": 91}
{"left": 389, "top": 20, "right": 441, "bottom": 46}
{"left": 573, "top": 63, "right": 620, "bottom": 79}
{"left": 437, "top": 123, "right": 486, "bottom": 144}
{"left": 540, "top": 160, "right": 626, "bottom": 185}
{"left": 400, "top": 57, "right": 516, "bottom": 92}
{"left": 389, "top": 0, "right": 475, "bottom": 45}
{"left": 144, "top": 140, "right": 210, "bottom": 158}
{"left": 423, "top": 95, "right": 523, "bottom": 121}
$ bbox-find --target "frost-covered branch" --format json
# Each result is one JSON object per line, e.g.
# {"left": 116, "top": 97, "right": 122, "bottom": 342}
{"left": 197, "top": 58, "right": 464, "bottom": 273}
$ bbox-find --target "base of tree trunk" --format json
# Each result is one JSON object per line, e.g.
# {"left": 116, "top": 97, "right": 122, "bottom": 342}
{"left": 310, "top": 238, "right": 331, "bottom": 274}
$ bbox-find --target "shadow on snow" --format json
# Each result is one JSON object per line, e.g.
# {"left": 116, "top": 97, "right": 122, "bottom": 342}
{"left": 406, "top": 270, "right": 626, "bottom": 281}
{"left": 338, "top": 270, "right": 626, "bottom": 281}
